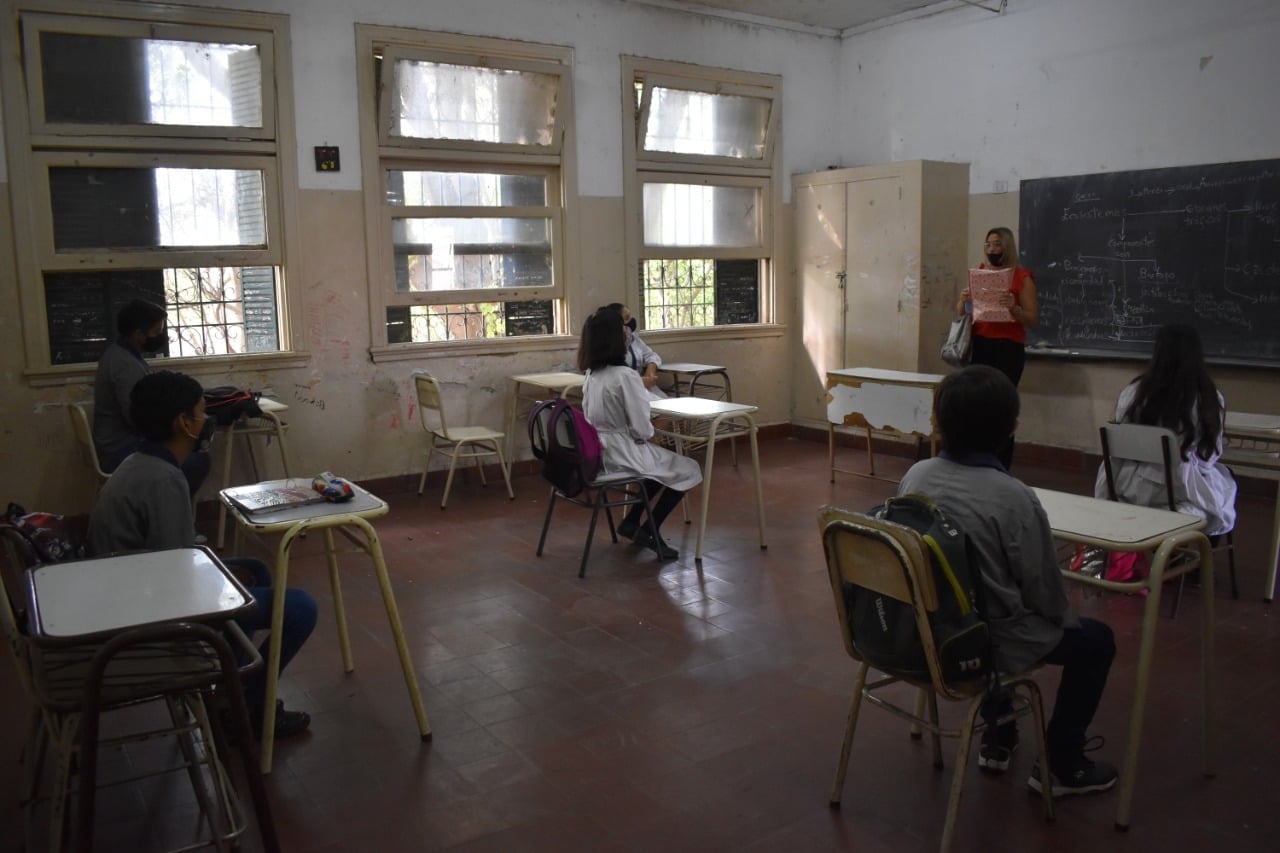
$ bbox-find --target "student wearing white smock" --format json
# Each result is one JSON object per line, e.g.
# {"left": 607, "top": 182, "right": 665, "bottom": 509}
{"left": 578, "top": 307, "right": 701, "bottom": 560}
{"left": 1093, "top": 324, "right": 1237, "bottom": 536}
{"left": 603, "top": 302, "right": 667, "bottom": 402}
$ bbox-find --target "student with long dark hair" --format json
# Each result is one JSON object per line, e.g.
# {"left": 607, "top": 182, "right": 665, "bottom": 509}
{"left": 577, "top": 306, "right": 701, "bottom": 560}
{"left": 1093, "top": 324, "right": 1237, "bottom": 535}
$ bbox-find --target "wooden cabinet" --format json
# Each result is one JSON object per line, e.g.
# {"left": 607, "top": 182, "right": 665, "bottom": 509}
{"left": 792, "top": 160, "right": 969, "bottom": 425}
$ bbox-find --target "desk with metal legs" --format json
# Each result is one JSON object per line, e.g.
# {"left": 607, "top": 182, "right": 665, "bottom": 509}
{"left": 825, "top": 368, "right": 943, "bottom": 482}
{"left": 507, "top": 372, "right": 585, "bottom": 471}
{"left": 1222, "top": 411, "right": 1280, "bottom": 601}
{"left": 1033, "top": 487, "right": 1214, "bottom": 831}
{"left": 220, "top": 481, "right": 431, "bottom": 772}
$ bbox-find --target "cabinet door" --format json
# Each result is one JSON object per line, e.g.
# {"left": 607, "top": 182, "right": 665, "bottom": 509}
{"left": 795, "top": 180, "right": 846, "bottom": 422}
{"left": 844, "top": 176, "right": 911, "bottom": 370}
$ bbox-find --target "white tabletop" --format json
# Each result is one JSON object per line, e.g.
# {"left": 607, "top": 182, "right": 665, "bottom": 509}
{"left": 1032, "top": 487, "right": 1205, "bottom": 549}
{"left": 510, "top": 371, "right": 585, "bottom": 389}
{"left": 220, "top": 478, "right": 387, "bottom": 530}
{"left": 829, "top": 367, "right": 946, "bottom": 385}
{"left": 650, "top": 397, "right": 757, "bottom": 418}
{"left": 658, "top": 362, "right": 727, "bottom": 374}
{"left": 28, "top": 547, "right": 250, "bottom": 640}
{"left": 258, "top": 397, "right": 288, "bottom": 413}
{"left": 1224, "top": 411, "right": 1280, "bottom": 437}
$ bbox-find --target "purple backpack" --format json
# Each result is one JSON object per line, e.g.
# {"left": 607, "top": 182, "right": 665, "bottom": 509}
{"left": 527, "top": 398, "right": 602, "bottom": 497}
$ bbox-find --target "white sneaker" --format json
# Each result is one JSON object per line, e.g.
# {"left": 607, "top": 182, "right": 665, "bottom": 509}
{"left": 194, "top": 532, "right": 209, "bottom": 545}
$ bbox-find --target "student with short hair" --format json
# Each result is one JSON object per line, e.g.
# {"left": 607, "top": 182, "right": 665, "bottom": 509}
{"left": 87, "top": 370, "right": 316, "bottom": 739}
{"left": 898, "top": 365, "right": 1118, "bottom": 796}
{"left": 92, "top": 299, "right": 211, "bottom": 498}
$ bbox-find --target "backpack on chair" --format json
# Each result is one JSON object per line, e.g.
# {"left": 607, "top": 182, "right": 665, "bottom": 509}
{"left": 0, "top": 502, "right": 84, "bottom": 566}
{"left": 527, "top": 399, "right": 602, "bottom": 498}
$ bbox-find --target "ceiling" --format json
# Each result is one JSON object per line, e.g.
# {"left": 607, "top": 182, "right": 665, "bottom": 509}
{"left": 632, "top": 0, "right": 1004, "bottom": 35}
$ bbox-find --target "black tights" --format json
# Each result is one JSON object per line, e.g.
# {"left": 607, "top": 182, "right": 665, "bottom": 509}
{"left": 623, "top": 480, "right": 686, "bottom": 533}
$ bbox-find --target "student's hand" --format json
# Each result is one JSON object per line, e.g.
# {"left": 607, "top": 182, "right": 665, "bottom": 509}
{"left": 956, "top": 287, "right": 971, "bottom": 314}
{"left": 997, "top": 291, "right": 1016, "bottom": 308}
{"left": 642, "top": 373, "right": 658, "bottom": 389}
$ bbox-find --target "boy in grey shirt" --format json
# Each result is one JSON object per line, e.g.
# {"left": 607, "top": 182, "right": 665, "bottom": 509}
{"left": 899, "top": 365, "right": 1118, "bottom": 796}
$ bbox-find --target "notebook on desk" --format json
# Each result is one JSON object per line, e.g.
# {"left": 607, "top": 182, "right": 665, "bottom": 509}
{"left": 223, "top": 483, "right": 327, "bottom": 515}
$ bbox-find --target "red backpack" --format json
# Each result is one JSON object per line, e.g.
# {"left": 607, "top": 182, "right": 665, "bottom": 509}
{"left": 527, "top": 399, "right": 602, "bottom": 497}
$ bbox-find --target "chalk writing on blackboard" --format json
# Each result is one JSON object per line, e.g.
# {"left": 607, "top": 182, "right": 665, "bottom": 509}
{"left": 1020, "top": 158, "right": 1280, "bottom": 365}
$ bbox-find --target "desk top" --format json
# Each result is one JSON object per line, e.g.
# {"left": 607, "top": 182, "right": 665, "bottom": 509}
{"left": 650, "top": 397, "right": 757, "bottom": 418}
{"left": 828, "top": 367, "right": 946, "bottom": 385}
{"left": 220, "top": 478, "right": 387, "bottom": 531}
{"left": 658, "top": 362, "right": 727, "bottom": 374}
{"left": 510, "top": 371, "right": 585, "bottom": 390}
{"left": 1033, "top": 487, "right": 1205, "bottom": 549}
{"left": 1225, "top": 411, "right": 1280, "bottom": 438}
{"left": 27, "top": 547, "right": 251, "bottom": 641}
{"left": 258, "top": 397, "right": 288, "bottom": 414}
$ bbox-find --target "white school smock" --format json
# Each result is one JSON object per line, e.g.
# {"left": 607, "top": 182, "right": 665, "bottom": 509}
{"left": 582, "top": 365, "right": 701, "bottom": 491}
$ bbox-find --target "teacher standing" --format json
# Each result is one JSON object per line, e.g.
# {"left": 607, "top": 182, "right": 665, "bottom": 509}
{"left": 955, "top": 226, "right": 1039, "bottom": 467}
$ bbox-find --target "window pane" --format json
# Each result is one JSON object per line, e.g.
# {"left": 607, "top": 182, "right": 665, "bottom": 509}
{"left": 642, "top": 182, "right": 760, "bottom": 248}
{"left": 640, "top": 258, "right": 759, "bottom": 329}
{"left": 385, "top": 170, "right": 547, "bottom": 206}
{"left": 40, "top": 33, "right": 262, "bottom": 127}
{"left": 643, "top": 86, "right": 768, "bottom": 159}
{"left": 390, "top": 59, "right": 557, "bottom": 145}
{"left": 43, "top": 266, "right": 279, "bottom": 364}
{"left": 391, "top": 218, "right": 552, "bottom": 292}
{"left": 49, "top": 166, "right": 267, "bottom": 250}
{"left": 387, "top": 300, "right": 553, "bottom": 342}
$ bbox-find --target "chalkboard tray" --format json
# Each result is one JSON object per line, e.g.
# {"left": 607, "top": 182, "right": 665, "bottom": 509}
{"left": 1020, "top": 159, "right": 1280, "bottom": 367}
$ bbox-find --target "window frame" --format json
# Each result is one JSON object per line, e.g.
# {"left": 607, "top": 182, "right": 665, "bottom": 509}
{"left": 357, "top": 25, "right": 578, "bottom": 359}
{"left": 1, "top": 0, "right": 306, "bottom": 384}
{"left": 622, "top": 56, "right": 782, "bottom": 332}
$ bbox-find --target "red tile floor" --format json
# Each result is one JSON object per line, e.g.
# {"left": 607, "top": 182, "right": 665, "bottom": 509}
{"left": 4, "top": 435, "right": 1280, "bottom": 851}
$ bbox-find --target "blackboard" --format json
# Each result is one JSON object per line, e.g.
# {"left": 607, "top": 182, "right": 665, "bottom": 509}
{"left": 1019, "top": 158, "right": 1280, "bottom": 365}
{"left": 714, "top": 259, "right": 759, "bottom": 325}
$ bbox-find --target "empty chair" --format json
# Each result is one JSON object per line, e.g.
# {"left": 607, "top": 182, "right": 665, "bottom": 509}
{"left": 67, "top": 403, "right": 110, "bottom": 490}
{"left": 415, "top": 373, "right": 514, "bottom": 509}
{"left": 818, "top": 506, "right": 1053, "bottom": 853}
{"left": 528, "top": 400, "right": 661, "bottom": 578}
{"left": 1099, "top": 422, "right": 1238, "bottom": 614}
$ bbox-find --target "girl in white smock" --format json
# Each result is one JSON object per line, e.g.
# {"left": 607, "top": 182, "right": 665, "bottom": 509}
{"left": 578, "top": 307, "right": 701, "bottom": 559}
{"left": 1093, "top": 324, "right": 1237, "bottom": 536}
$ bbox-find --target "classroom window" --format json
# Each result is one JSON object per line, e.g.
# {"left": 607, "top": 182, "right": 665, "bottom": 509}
{"left": 358, "top": 27, "right": 574, "bottom": 349}
{"left": 2, "top": 3, "right": 299, "bottom": 371}
{"left": 624, "top": 58, "right": 780, "bottom": 331}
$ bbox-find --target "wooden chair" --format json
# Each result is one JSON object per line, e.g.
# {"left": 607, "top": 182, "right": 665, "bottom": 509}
{"left": 415, "top": 373, "right": 514, "bottom": 509}
{"left": 528, "top": 400, "right": 661, "bottom": 578}
{"left": 818, "top": 506, "right": 1054, "bottom": 853}
{"left": 66, "top": 403, "right": 110, "bottom": 490}
{"left": 1099, "top": 422, "right": 1239, "bottom": 615}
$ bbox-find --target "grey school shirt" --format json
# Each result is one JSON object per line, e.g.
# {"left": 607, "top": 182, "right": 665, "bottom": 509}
{"left": 87, "top": 446, "right": 195, "bottom": 556}
{"left": 898, "top": 456, "right": 1078, "bottom": 674}
{"left": 93, "top": 340, "right": 150, "bottom": 471}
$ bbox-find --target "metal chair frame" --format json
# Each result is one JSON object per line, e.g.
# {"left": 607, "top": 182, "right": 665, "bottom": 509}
{"left": 415, "top": 373, "right": 515, "bottom": 509}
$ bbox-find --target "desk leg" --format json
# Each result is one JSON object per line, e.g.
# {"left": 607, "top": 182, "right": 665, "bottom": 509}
{"left": 694, "top": 418, "right": 721, "bottom": 562}
{"left": 352, "top": 516, "right": 431, "bottom": 741}
{"left": 325, "top": 528, "right": 354, "bottom": 672}
{"left": 1199, "top": 540, "right": 1217, "bottom": 784}
{"left": 216, "top": 428, "right": 238, "bottom": 550}
{"left": 828, "top": 422, "right": 836, "bottom": 483}
{"left": 259, "top": 529, "right": 297, "bottom": 774}
{"left": 748, "top": 420, "right": 766, "bottom": 551}
{"left": 1266, "top": 481, "right": 1280, "bottom": 602}
{"left": 865, "top": 429, "right": 876, "bottom": 477}
{"left": 1113, "top": 551, "right": 1167, "bottom": 830}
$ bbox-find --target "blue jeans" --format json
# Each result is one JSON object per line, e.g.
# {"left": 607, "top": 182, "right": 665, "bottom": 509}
{"left": 224, "top": 557, "right": 318, "bottom": 707}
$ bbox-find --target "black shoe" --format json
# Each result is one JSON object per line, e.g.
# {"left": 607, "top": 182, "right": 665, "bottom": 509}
{"left": 617, "top": 518, "right": 640, "bottom": 540}
{"left": 634, "top": 528, "right": 678, "bottom": 560}
{"left": 978, "top": 723, "right": 1019, "bottom": 773}
{"left": 1027, "top": 753, "right": 1118, "bottom": 797}
{"left": 248, "top": 699, "right": 311, "bottom": 740}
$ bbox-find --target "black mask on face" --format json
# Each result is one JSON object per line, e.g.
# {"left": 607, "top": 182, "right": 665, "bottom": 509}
{"left": 986, "top": 253, "right": 1005, "bottom": 266}
{"left": 142, "top": 334, "right": 166, "bottom": 353}
{"left": 625, "top": 317, "right": 638, "bottom": 332}
{"left": 184, "top": 415, "right": 216, "bottom": 453}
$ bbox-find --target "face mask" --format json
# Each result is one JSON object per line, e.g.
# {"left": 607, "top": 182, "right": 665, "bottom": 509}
{"left": 142, "top": 334, "right": 166, "bottom": 353}
{"left": 986, "top": 253, "right": 1005, "bottom": 266}
{"left": 625, "top": 317, "right": 638, "bottom": 333}
{"left": 183, "top": 415, "right": 216, "bottom": 452}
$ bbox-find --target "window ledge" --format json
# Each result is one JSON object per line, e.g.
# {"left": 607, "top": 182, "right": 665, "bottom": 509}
{"left": 24, "top": 351, "right": 314, "bottom": 388}
{"left": 370, "top": 335, "right": 580, "bottom": 363}
{"left": 638, "top": 323, "right": 785, "bottom": 346}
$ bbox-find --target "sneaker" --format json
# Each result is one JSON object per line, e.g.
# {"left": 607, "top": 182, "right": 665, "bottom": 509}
{"left": 248, "top": 699, "right": 312, "bottom": 740}
{"left": 634, "top": 528, "right": 679, "bottom": 560}
{"left": 616, "top": 518, "right": 640, "bottom": 540}
{"left": 1027, "top": 755, "right": 1118, "bottom": 797}
{"left": 978, "top": 724, "right": 1019, "bottom": 773}
{"left": 194, "top": 532, "right": 209, "bottom": 545}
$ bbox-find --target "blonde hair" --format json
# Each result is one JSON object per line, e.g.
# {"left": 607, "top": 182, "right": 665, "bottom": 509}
{"left": 985, "top": 227, "right": 1018, "bottom": 269}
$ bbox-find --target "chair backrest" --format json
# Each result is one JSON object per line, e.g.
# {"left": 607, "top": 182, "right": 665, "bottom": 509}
{"left": 414, "top": 373, "right": 450, "bottom": 436}
{"left": 819, "top": 506, "right": 979, "bottom": 699}
{"left": 1099, "top": 422, "right": 1179, "bottom": 510}
{"left": 67, "top": 402, "right": 109, "bottom": 483}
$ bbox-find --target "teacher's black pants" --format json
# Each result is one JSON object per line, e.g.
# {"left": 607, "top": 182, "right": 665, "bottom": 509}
{"left": 971, "top": 335, "right": 1027, "bottom": 469}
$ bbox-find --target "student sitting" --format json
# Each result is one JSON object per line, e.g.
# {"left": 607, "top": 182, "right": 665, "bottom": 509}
{"left": 899, "top": 365, "right": 1118, "bottom": 796}
{"left": 86, "top": 370, "right": 317, "bottom": 739}
{"left": 578, "top": 306, "right": 701, "bottom": 560}
{"left": 1093, "top": 323, "right": 1237, "bottom": 536}
{"left": 603, "top": 302, "right": 667, "bottom": 402}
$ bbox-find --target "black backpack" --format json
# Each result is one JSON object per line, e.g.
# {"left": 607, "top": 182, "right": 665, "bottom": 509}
{"left": 527, "top": 399, "right": 603, "bottom": 498}
{"left": 846, "top": 494, "right": 993, "bottom": 687}
{"left": 203, "top": 386, "right": 262, "bottom": 425}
